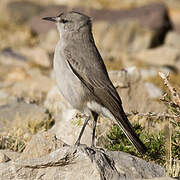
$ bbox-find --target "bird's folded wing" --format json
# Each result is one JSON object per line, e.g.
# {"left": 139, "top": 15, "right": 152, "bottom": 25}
{"left": 64, "top": 47, "right": 122, "bottom": 114}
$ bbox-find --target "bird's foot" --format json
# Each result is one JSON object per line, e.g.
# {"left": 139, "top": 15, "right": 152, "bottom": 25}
{"left": 74, "top": 140, "right": 87, "bottom": 148}
{"left": 90, "top": 145, "right": 105, "bottom": 153}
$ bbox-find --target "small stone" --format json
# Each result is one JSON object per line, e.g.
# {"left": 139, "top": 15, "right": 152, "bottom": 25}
{"left": 134, "top": 46, "right": 180, "bottom": 67}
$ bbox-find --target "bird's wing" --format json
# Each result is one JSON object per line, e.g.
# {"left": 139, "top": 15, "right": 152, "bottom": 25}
{"left": 64, "top": 45, "right": 122, "bottom": 110}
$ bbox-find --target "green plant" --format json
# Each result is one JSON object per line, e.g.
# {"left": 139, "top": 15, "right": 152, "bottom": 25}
{"left": 105, "top": 123, "right": 166, "bottom": 165}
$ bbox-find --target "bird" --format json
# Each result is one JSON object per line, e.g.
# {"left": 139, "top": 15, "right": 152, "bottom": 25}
{"left": 42, "top": 11, "right": 146, "bottom": 154}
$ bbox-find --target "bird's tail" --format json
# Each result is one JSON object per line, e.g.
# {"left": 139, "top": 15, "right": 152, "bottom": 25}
{"left": 114, "top": 109, "right": 146, "bottom": 154}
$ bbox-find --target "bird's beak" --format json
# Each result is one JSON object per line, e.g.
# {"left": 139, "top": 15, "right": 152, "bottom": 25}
{"left": 42, "top": 16, "right": 57, "bottom": 22}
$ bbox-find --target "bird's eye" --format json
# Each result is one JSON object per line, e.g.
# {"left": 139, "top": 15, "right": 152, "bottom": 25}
{"left": 61, "top": 19, "right": 68, "bottom": 23}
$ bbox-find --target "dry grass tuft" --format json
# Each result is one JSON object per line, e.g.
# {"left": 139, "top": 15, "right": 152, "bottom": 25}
{"left": 0, "top": 111, "right": 55, "bottom": 153}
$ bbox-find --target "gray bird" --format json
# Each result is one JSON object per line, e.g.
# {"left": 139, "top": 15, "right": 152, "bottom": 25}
{"left": 42, "top": 11, "right": 146, "bottom": 154}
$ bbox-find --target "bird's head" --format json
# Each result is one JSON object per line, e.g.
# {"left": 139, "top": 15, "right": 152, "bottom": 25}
{"left": 42, "top": 11, "right": 92, "bottom": 34}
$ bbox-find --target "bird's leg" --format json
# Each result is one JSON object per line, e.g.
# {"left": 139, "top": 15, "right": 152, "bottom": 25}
{"left": 75, "top": 115, "right": 90, "bottom": 146}
{"left": 91, "top": 111, "right": 98, "bottom": 148}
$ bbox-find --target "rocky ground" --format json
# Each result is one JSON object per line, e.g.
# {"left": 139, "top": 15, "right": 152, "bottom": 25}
{"left": 0, "top": 0, "right": 179, "bottom": 179}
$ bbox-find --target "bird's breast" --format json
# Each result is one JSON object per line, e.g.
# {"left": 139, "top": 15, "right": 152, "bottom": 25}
{"left": 53, "top": 41, "right": 87, "bottom": 110}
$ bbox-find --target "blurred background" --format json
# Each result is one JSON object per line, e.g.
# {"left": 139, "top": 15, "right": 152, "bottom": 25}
{"left": 0, "top": 0, "right": 179, "bottom": 178}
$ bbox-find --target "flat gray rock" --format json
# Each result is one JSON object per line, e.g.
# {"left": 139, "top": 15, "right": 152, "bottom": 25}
{"left": 0, "top": 144, "right": 166, "bottom": 180}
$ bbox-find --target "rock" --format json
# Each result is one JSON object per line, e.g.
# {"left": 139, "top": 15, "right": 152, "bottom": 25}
{"left": 0, "top": 145, "right": 167, "bottom": 180}
{"left": 109, "top": 68, "right": 166, "bottom": 113}
{"left": 19, "top": 131, "right": 65, "bottom": 160}
{"left": 18, "top": 47, "right": 51, "bottom": 68}
{"left": 6, "top": 1, "right": 44, "bottom": 24}
{"left": 108, "top": 69, "right": 130, "bottom": 88}
{"left": 140, "top": 68, "right": 157, "bottom": 79}
{"left": 93, "top": 2, "right": 172, "bottom": 39}
{"left": 0, "top": 52, "right": 30, "bottom": 93}
{"left": 109, "top": 67, "right": 141, "bottom": 88}
{"left": 0, "top": 90, "right": 16, "bottom": 106}
{"left": 165, "top": 31, "right": 180, "bottom": 48}
{"left": 168, "top": 7, "right": 180, "bottom": 33}
{"left": 140, "top": 66, "right": 176, "bottom": 79}
{"left": 118, "top": 79, "right": 165, "bottom": 113}
{"left": 140, "top": 66, "right": 177, "bottom": 79}
{"left": 134, "top": 46, "right": 180, "bottom": 67}
{"left": 93, "top": 2, "right": 172, "bottom": 49}
{"left": 108, "top": 151, "right": 165, "bottom": 179}
{"left": 165, "top": 0, "right": 180, "bottom": 9}
{"left": 144, "top": 82, "right": 163, "bottom": 98}
{"left": 94, "top": 21, "right": 156, "bottom": 60}
{"left": 0, "top": 100, "right": 50, "bottom": 133}
{"left": 6, "top": 68, "right": 55, "bottom": 102}
{"left": 44, "top": 85, "right": 70, "bottom": 115}
{"left": 146, "top": 177, "right": 175, "bottom": 180}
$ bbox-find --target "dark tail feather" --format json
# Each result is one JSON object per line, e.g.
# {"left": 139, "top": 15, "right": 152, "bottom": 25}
{"left": 114, "top": 109, "right": 146, "bottom": 154}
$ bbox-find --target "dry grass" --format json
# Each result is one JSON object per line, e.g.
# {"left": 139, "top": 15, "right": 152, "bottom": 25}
{"left": 144, "top": 72, "right": 180, "bottom": 92}
{"left": 0, "top": 135, "right": 26, "bottom": 152}
{"left": 159, "top": 72, "right": 180, "bottom": 177}
{"left": 0, "top": 111, "right": 55, "bottom": 152}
